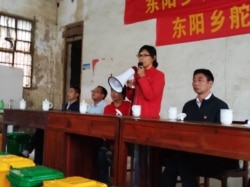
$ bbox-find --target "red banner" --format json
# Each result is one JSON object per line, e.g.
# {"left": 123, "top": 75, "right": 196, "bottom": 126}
{"left": 156, "top": 2, "right": 250, "bottom": 45}
{"left": 124, "top": 0, "right": 248, "bottom": 24}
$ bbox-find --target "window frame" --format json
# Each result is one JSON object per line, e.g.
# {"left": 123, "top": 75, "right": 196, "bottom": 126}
{"left": 0, "top": 12, "right": 35, "bottom": 89}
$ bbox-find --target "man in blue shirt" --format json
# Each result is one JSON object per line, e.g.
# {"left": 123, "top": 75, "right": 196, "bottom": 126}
{"left": 87, "top": 85, "right": 107, "bottom": 114}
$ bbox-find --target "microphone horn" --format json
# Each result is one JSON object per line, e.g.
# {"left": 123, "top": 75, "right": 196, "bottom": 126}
{"left": 108, "top": 67, "right": 136, "bottom": 93}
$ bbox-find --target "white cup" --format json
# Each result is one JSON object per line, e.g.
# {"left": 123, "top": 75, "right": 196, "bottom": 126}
{"left": 168, "top": 107, "right": 177, "bottom": 120}
{"left": 42, "top": 99, "right": 53, "bottom": 111}
{"left": 132, "top": 105, "right": 141, "bottom": 117}
{"left": 79, "top": 101, "right": 90, "bottom": 114}
{"left": 19, "top": 99, "right": 26, "bottom": 110}
{"left": 220, "top": 109, "right": 233, "bottom": 125}
{"left": 7, "top": 125, "right": 14, "bottom": 133}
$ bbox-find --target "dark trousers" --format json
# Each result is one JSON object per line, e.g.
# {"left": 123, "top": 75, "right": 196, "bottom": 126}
{"left": 97, "top": 149, "right": 110, "bottom": 185}
{"left": 97, "top": 140, "right": 112, "bottom": 186}
{"left": 159, "top": 151, "right": 198, "bottom": 187}
{"left": 26, "top": 129, "right": 44, "bottom": 165}
{"left": 159, "top": 150, "right": 239, "bottom": 187}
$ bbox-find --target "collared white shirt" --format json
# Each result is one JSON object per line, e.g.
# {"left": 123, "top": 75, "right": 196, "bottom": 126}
{"left": 66, "top": 102, "right": 71, "bottom": 110}
{"left": 196, "top": 92, "right": 212, "bottom": 108}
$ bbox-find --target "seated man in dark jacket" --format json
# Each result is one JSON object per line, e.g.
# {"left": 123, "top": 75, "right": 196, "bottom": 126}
{"left": 63, "top": 85, "right": 80, "bottom": 112}
{"left": 159, "top": 69, "right": 239, "bottom": 187}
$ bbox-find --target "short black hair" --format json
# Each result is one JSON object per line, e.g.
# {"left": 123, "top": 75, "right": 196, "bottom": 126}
{"left": 97, "top": 85, "right": 108, "bottom": 99}
{"left": 70, "top": 85, "right": 81, "bottom": 94}
{"left": 193, "top": 69, "right": 214, "bottom": 82}
{"left": 138, "top": 45, "right": 158, "bottom": 68}
{"left": 111, "top": 85, "right": 127, "bottom": 100}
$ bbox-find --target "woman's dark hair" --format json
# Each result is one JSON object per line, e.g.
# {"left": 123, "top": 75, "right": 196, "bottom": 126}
{"left": 121, "top": 85, "right": 127, "bottom": 100}
{"left": 138, "top": 45, "right": 158, "bottom": 68}
{"left": 111, "top": 86, "right": 126, "bottom": 100}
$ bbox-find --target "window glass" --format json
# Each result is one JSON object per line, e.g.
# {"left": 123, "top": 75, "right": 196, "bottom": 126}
{"left": 0, "top": 14, "right": 33, "bottom": 88}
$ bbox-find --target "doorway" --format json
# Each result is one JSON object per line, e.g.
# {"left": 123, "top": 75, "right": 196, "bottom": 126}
{"left": 63, "top": 21, "right": 83, "bottom": 104}
{"left": 65, "top": 40, "right": 82, "bottom": 93}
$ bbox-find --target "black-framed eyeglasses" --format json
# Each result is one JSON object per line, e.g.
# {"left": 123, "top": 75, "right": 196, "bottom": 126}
{"left": 137, "top": 54, "right": 151, "bottom": 58}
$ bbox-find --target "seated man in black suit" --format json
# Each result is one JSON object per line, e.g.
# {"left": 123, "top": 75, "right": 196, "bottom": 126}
{"left": 63, "top": 85, "right": 80, "bottom": 112}
{"left": 159, "top": 69, "right": 239, "bottom": 187}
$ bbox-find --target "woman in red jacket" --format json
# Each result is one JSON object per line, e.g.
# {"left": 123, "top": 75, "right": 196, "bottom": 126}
{"left": 126, "top": 45, "right": 165, "bottom": 118}
{"left": 127, "top": 45, "right": 165, "bottom": 187}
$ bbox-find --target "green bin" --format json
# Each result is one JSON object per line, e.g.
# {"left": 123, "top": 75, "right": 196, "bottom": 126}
{"left": 6, "top": 165, "right": 64, "bottom": 187}
{"left": 7, "top": 132, "right": 31, "bottom": 155}
{"left": 0, "top": 150, "right": 8, "bottom": 155}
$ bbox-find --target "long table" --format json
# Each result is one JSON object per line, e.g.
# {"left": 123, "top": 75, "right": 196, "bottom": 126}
{"left": 44, "top": 111, "right": 120, "bottom": 183}
{"left": 2, "top": 109, "right": 250, "bottom": 187}
{"left": 2, "top": 109, "right": 120, "bottom": 185}
{"left": 118, "top": 117, "right": 250, "bottom": 187}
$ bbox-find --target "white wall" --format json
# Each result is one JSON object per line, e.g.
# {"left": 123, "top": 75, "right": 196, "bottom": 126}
{"left": 0, "top": 66, "right": 23, "bottom": 109}
{"left": 0, "top": 0, "right": 248, "bottom": 186}
{"left": 1, "top": 0, "right": 249, "bottom": 119}
{"left": 81, "top": 0, "right": 250, "bottom": 121}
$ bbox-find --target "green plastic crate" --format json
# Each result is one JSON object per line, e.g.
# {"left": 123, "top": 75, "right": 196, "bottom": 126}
{"left": 7, "top": 165, "right": 64, "bottom": 187}
{"left": 0, "top": 150, "right": 8, "bottom": 155}
{"left": 7, "top": 132, "right": 31, "bottom": 155}
{"left": 0, "top": 155, "right": 35, "bottom": 187}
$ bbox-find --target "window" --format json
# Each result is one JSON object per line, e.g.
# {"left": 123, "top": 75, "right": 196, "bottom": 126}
{"left": 0, "top": 13, "right": 34, "bottom": 88}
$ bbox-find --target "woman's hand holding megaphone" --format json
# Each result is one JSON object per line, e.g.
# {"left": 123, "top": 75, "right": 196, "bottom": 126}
{"left": 127, "top": 62, "right": 145, "bottom": 88}
{"left": 127, "top": 79, "right": 134, "bottom": 88}
{"left": 127, "top": 68, "right": 135, "bottom": 88}
{"left": 126, "top": 66, "right": 137, "bottom": 88}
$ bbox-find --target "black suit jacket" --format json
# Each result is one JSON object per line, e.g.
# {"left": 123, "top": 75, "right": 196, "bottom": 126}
{"left": 63, "top": 100, "right": 80, "bottom": 112}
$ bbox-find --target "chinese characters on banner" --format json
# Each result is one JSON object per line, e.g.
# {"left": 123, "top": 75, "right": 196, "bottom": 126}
{"left": 124, "top": 0, "right": 250, "bottom": 45}
{"left": 124, "top": 0, "right": 247, "bottom": 24}
{"left": 156, "top": 2, "right": 250, "bottom": 45}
